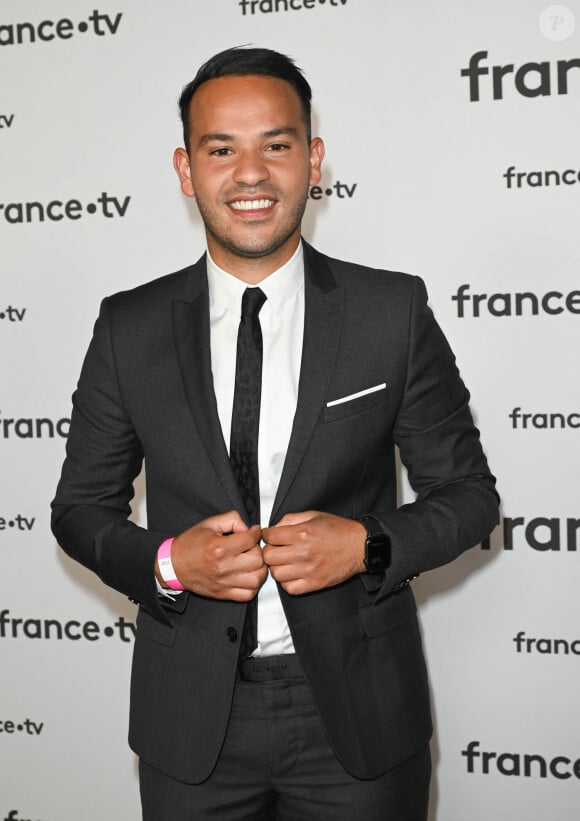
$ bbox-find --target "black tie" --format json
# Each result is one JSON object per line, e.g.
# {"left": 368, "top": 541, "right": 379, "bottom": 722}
{"left": 230, "top": 286, "right": 266, "bottom": 658}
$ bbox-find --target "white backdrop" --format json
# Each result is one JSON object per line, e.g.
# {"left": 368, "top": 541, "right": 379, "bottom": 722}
{"left": 1, "top": 1, "right": 579, "bottom": 819}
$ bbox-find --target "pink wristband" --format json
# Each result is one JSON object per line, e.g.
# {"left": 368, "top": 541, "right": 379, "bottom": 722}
{"left": 157, "top": 538, "right": 185, "bottom": 591}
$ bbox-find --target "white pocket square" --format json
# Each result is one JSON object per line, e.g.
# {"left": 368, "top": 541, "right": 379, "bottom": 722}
{"left": 326, "top": 383, "right": 387, "bottom": 408}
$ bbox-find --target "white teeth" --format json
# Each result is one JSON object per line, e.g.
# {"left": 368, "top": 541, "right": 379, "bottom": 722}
{"left": 230, "top": 199, "right": 274, "bottom": 211}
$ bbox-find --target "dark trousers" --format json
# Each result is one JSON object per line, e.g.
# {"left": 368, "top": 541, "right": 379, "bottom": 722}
{"left": 140, "top": 659, "right": 431, "bottom": 821}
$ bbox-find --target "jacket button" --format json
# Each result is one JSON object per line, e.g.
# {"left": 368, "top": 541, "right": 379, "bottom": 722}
{"left": 226, "top": 627, "right": 238, "bottom": 643}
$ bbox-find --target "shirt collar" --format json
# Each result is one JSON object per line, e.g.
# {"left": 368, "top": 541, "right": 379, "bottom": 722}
{"left": 206, "top": 241, "right": 304, "bottom": 317}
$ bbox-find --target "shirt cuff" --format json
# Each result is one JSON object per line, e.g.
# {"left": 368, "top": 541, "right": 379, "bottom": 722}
{"left": 155, "top": 577, "right": 184, "bottom": 599}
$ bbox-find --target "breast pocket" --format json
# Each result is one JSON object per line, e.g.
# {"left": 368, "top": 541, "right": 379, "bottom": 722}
{"left": 323, "top": 383, "right": 389, "bottom": 422}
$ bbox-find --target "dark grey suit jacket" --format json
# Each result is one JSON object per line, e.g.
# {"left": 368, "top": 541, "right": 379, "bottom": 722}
{"left": 52, "top": 241, "right": 498, "bottom": 784}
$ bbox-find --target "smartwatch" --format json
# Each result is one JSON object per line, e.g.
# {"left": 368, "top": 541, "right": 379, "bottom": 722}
{"left": 357, "top": 514, "right": 391, "bottom": 573}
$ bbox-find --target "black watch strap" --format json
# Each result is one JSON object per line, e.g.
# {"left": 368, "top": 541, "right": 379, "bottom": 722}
{"left": 357, "top": 514, "right": 391, "bottom": 573}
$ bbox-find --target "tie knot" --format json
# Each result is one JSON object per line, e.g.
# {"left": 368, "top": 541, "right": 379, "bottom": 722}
{"left": 241, "top": 287, "right": 266, "bottom": 318}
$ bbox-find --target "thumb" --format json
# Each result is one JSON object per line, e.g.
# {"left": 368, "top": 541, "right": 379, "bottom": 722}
{"left": 206, "top": 510, "right": 249, "bottom": 535}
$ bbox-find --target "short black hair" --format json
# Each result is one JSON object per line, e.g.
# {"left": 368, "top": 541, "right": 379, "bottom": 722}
{"left": 178, "top": 46, "right": 312, "bottom": 151}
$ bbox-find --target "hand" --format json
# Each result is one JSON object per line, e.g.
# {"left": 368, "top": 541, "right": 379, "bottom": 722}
{"left": 262, "top": 511, "right": 366, "bottom": 595}
{"left": 160, "top": 511, "right": 267, "bottom": 601}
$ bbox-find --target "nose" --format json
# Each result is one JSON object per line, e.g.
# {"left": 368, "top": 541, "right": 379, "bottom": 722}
{"left": 232, "top": 149, "right": 270, "bottom": 186}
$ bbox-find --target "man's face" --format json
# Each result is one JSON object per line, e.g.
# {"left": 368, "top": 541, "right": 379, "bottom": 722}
{"left": 174, "top": 74, "right": 324, "bottom": 275}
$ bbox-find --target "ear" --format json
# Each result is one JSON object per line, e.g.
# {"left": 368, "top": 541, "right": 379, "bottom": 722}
{"left": 173, "top": 148, "right": 195, "bottom": 198}
{"left": 308, "top": 137, "right": 325, "bottom": 186}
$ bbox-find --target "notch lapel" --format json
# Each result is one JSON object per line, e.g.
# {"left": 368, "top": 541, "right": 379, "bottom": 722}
{"left": 270, "top": 243, "right": 344, "bottom": 523}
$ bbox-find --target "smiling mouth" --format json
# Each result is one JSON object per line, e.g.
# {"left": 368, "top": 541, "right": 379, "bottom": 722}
{"left": 229, "top": 199, "right": 275, "bottom": 211}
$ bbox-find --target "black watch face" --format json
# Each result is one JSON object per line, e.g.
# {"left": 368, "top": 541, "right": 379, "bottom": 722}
{"left": 366, "top": 534, "right": 390, "bottom": 571}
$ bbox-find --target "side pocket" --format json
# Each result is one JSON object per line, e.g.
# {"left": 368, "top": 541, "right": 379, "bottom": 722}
{"left": 358, "top": 588, "right": 417, "bottom": 639}
{"left": 136, "top": 604, "right": 181, "bottom": 647}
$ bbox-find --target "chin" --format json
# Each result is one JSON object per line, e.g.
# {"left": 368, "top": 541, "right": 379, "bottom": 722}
{"left": 223, "top": 235, "right": 292, "bottom": 259}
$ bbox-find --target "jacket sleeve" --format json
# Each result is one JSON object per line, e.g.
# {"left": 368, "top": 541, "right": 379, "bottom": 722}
{"left": 373, "top": 276, "right": 499, "bottom": 596}
{"left": 51, "top": 298, "right": 170, "bottom": 623}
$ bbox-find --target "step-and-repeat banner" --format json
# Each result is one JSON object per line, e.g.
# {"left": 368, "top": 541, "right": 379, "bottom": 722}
{"left": 1, "top": 1, "right": 578, "bottom": 818}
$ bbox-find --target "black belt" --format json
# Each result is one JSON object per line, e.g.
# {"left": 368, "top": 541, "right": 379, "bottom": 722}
{"left": 238, "top": 654, "right": 304, "bottom": 682}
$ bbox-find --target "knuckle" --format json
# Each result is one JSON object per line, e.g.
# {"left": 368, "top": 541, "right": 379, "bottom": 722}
{"left": 250, "top": 551, "right": 264, "bottom": 569}
{"left": 207, "top": 545, "right": 227, "bottom": 574}
{"left": 296, "top": 546, "right": 310, "bottom": 564}
{"left": 297, "top": 527, "right": 311, "bottom": 545}
{"left": 211, "top": 543, "right": 226, "bottom": 560}
{"left": 208, "top": 558, "right": 226, "bottom": 577}
{"left": 239, "top": 588, "right": 254, "bottom": 602}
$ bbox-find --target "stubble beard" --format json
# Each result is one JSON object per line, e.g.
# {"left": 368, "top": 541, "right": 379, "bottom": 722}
{"left": 196, "top": 186, "right": 309, "bottom": 260}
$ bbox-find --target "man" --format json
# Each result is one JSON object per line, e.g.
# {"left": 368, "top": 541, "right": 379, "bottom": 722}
{"left": 52, "top": 47, "right": 498, "bottom": 820}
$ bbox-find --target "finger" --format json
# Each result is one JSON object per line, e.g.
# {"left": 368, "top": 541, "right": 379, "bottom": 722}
{"left": 226, "top": 571, "right": 266, "bottom": 591}
{"left": 222, "top": 525, "right": 262, "bottom": 555}
{"left": 227, "top": 588, "right": 256, "bottom": 602}
{"left": 226, "top": 582, "right": 264, "bottom": 601}
{"left": 227, "top": 566, "right": 269, "bottom": 593}
{"left": 268, "top": 562, "right": 297, "bottom": 582}
{"left": 262, "top": 544, "right": 298, "bottom": 567}
{"left": 204, "top": 555, "right": 267, "bottom": 589}
{"left": 281, "top": 578, "right": 311, "bottom": 596}
{"left": 228, "top": 545, "right": 266, "bottom": 572}
{"left": 261, "top": 523, "right": 300, "bottom": 546}
{"left": 229, "top": 513, "right": 256, "bottom": 534}
{"left": 204, "top": 510, "right": 249, "bottom": 535}
{"left": 274, "top": 510, "right": 318, "bottom": 527}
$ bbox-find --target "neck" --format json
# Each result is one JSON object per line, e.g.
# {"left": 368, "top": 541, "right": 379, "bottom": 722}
{"left": 206, "top": 234, "right": 301, "bottom": 285}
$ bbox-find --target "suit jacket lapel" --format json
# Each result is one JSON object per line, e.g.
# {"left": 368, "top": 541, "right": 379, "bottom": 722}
{"left": 271, "top": 242, "right": 344, "bottom": 523}
{"left": 172, "top": 256, "right": 246, "bottom": 515}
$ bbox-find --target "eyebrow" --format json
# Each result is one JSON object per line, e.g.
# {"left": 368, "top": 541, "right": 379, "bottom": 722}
{"left": 197, "top": 127, "right": 301, "bottom": 147}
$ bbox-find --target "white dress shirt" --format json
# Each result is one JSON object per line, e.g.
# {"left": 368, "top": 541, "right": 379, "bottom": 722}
{"left": 206, "top": 243, "right": 304, "bottom": 655}
{"left": 158, "top": 243, "right": 305, "bottom": 653}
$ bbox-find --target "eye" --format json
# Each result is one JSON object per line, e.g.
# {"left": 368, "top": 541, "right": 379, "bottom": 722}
{"left": 267, "top": 143, "right": 289, "bottom": 152}
{"left": 210, "top": 147, "right": 233, "bottom": 156}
